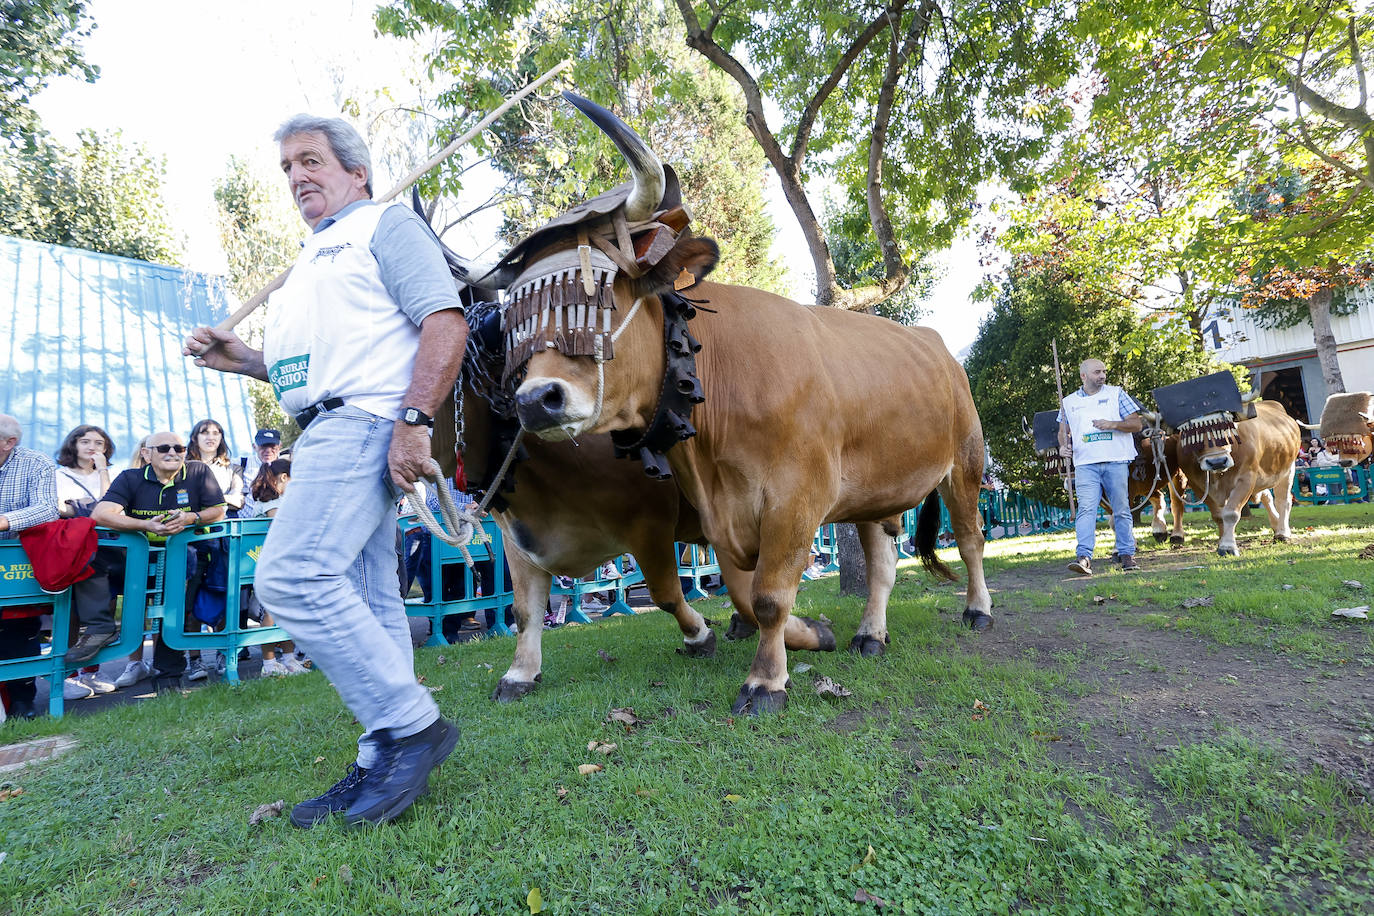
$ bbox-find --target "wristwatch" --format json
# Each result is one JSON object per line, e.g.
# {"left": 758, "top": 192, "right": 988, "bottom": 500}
{"left": 400, "top": 407, "right": 435, "bottom": 428}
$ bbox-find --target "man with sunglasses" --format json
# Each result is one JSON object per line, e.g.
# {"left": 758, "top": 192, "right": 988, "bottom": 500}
{"left": 92, "top": 431, "right": 226, "bottom": 682}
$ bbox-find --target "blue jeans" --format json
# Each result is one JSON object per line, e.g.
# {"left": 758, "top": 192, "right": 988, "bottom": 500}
{"left": 1073, "top": 460, "right": 1135, "bottom": 559}
{"left": 255, "top": 405, "right": 438, "bottom": 769}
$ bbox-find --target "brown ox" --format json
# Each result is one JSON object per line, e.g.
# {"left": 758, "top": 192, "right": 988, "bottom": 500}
{"left": 1172, "top": 400, "right": 1301, "bottom": 555}
{"left": 507, "top": 95, "right": 991, "bottom": 714}
{"left": 431, "top": 309, "right": 839, "bottom": 702}
{"left": 1314, "top": 392, "right": 1374, "bottom": 468}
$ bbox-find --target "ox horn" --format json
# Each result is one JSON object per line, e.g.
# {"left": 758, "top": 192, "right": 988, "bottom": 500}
{"left": 563, "top": 90, "right": 665, "bottom": 222}
{"left": 1296, "top": 421, "right": 1321, "bottom": 430}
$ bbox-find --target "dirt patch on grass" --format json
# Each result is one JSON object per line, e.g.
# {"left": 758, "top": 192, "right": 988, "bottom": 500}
{"left": 959, "top": 540, "right": 1374, "bottom": 812}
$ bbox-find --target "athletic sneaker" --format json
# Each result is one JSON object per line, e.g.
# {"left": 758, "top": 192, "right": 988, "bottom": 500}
{"left": 1119, "top": 555, "right": 1140, "bottom": 572}
{"left": 1067, "top": 556, "right": 1093, "bottom": 576}
{"left": 76, "top": 671, "right": 116, "bottom": 694}
{"left": 279, "top": 655, "right": 310, "bottom": 675}
{"left": 213, "top": 651, "right": 227, "bottom": 675}
{"left": 185, "top": 658, "right": 210, "bottom": 682}
{"left": 260, "top": 658, "right": 290, "bottom": 677}
{"left": 291, "top": 763, "right": 370, "bottom": 828}
{"left": 62, "top": 677, "right": 95, "bottom": 700}
{"left": 113, "top": 660, "right": 150, "bottom": 688}
{"left": 343, "top": 718, "right": 460, "bottom": 826}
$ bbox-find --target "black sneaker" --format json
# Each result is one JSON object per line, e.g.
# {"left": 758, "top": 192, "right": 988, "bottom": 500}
{"left": 291, "top": 763, "right": 369, "bottom": 828}
{"left": 1119, "top": 555, "right": 1140, "bottom": 572}
{"left": 65, "top": 629, "right": 117, "bottom": 666}
{"left": 344, "top": 717, "right": 460, "bottom": 826}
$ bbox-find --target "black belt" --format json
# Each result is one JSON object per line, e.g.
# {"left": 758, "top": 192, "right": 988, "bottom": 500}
{"left": 294, "top": 397, "right": 345, "bottom": 430}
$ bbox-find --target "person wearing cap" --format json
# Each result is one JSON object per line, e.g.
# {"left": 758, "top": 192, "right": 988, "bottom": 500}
{"left": 241, "top": 430, "right": 283, "bottom": 516}
{"left": 1057, "top": 358, "right": 1144, "bottom": 576}
{"left": 182, "top": 114, "right": 468, "bottom": 828}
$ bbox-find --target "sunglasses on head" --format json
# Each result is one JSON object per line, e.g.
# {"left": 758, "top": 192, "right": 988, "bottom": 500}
{"left": 150, "top": 444, "right": 187, "bottom": 454}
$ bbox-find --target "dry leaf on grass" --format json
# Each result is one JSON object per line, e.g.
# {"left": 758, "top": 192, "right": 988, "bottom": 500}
{"left": 586, "top": 740, "right": 618, "bottom": 755}
{"left": 815, "top": 676, "right": 852, "bottom": 698}
{"left": 597, "top": 649, "right": 617, "bottom": 663}
{"left": 848, "top": 844, "right": 876, "bottom": 872}
{"left": 577, "top": 763, "right": 604, "bottom": 776}
{"left": 312, "top": 756, "right": 325, "bottom": 765}
{"left": 635, "top": 788, "right": 657, "bottom": 798}
{"left": 606, "top": 707, "right": 642, "bottom": 727}
{"left": 0, "top": 788, "right": 23, "bottom": 801}
{"left": 338, "top": 865, "right": 352, "bottom": 885}
{"left": 1181, "top": 596, "right": 1214, "bottom": 608}
{"left": 793, "top": 662, "right": 813, "bottom": 674}
{"left": 248, "top": 800, "right": 285, "bottom": 826}
{"left": 310, "top": 874, "right": 326, "bottom": 888}
{"left": 1093, "top": 595, "right": 1107, "bottom": 606}
{"left": 528, "top": 887, "right": 544, "bottom": 914}
{"left": 436, "top": 654, "right": 447, "bottom": 665}
{"left": 1343, "top": 580, "right": 1364, "bottom": 590}
{"left": 555, "top": 785, "right": 569, "bottom": 800}
{"left": 853, "top": 888, "right": 891, "bottom": 907}
{"left": 724, "top": 794, "right": 743, "bottom": 803}
{"left": 1333, "top": 606, "right": 1369, "bottom": 619}
{"left": 1030, "top": 731, "right": 1062, "bottom": 742}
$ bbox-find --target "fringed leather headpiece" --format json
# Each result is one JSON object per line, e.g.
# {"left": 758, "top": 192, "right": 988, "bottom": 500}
{"left": 1176, "top": 411, "right": 1240, "bottom": 452}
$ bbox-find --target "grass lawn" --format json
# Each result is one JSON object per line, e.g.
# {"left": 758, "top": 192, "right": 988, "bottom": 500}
{"left": 1, "top": 504, "right": 1371, "bottom": 914}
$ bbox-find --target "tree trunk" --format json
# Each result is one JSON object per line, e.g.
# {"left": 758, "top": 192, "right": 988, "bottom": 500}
{"left": 1307, "top": 287, "right": 1346, "bottom": 394}
{"left": 836, "top": 524, "right": 868, "bottom": 597}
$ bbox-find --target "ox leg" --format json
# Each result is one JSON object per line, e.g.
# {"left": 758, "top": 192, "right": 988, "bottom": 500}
{"left": 939, "top": 473, "right": 994, "bottom": 632}
{"left": 1167, "top": 480, "right": 1186, "bottom": 547}
{"left": 637, "top": 543, "right": 716, "bottom": 659}
{"left": 1270, "top": 464, "right": 1296, "bottom": 542}
{"left": 492, "top": 548, "right": 551, "bottom": 702}
{"left": 1215, "top": 477, "right": 1254, "bottom": 556}
{"left": 1149, "top": 492, "right": 1168, "bottom": 543}
{"left": 848, "top": 520, "right": 897, "bottom": 657}
{"left": 717, "top": 557, "right": 835, "bottom": 652}
{"left": 732, "top": 533, "right": 812, "bottom": 715}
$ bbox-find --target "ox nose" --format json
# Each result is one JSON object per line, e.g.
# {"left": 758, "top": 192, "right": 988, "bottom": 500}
{"left": 1203, "top": 457, "right": 1230, "bottom": 471}
{"left": 516, "top": 381, "right": 568, "bottom": 431}
{"left": 1340, "top": 459, "right": 1355, "bottom": 468}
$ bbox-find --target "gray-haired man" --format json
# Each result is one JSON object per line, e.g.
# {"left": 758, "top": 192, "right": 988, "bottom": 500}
{"left": 183, "top": 115, "right": 468, "bottom": 827}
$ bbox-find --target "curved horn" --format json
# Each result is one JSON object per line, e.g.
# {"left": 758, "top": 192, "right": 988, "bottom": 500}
{"left": 563, "top": 90, "right": 665, "bottom": 222}
{"left": 1296, "top": 420, "right": 1322, "bottom": 430}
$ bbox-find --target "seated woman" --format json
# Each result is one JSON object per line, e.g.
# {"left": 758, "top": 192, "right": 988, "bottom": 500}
{"left": 53, "top": 424, "right": 121, "bottom": 699}
{"left": 248, "top": 460, "right": 307, "bottom": 676}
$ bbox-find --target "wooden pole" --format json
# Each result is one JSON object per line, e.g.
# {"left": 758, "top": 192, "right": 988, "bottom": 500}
{"left": 214, "top": 59, "right": 573, "bottom": 333}
{"left": 1052, "top": 338, "right": 1076, "bottom": 516}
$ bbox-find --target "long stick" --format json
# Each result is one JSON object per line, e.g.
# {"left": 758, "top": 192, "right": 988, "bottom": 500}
{"left": 1051, "top": 338, "right": 1076, "bottom": 516}
{"left": 214, "top": 59, "right": 573, "bottom": 333}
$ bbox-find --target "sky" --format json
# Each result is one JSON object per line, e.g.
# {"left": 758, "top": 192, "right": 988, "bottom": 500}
{"left": 34, "top": 0, "right": 992, "bottom": 355}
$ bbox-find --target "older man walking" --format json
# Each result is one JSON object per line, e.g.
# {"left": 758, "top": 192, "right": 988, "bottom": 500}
{"left": 184, "top": 115, "right": 468, "bottom": 827}
{"left": 1058, "top": 358, "right": 1144, "bottom": 576}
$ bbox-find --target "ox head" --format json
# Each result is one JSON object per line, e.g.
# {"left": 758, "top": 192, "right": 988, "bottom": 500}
{"left": 501, "top": 92, "right": 720, "bottom": 443}
{"left": 1151, "top": 371, "right": 1248, "bottom": 474}
{"left": 1316, "top": 391, "right": 1374, "bottom": 467}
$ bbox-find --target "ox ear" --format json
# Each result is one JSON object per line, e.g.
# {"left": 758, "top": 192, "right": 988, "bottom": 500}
{"left": 636, "top": 236, "right": 720, "bottom": 296}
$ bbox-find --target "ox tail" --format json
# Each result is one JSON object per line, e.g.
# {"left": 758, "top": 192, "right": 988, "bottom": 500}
{"left": 915, "top": 491, "right": 959, "bottom": 582}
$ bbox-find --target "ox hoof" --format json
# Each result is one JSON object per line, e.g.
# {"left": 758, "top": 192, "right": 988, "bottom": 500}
{"left": 847, "top": 633, "right": 888, "bottom": 658}
{"left": 725, "top": 613, "right": 758, "bottom": 641}
{"left": 962, "top": 609, "right": 994, "bottom": 633}
{"left": 676, "top": 628, "right": 718, "bottom": 659}
{"left": 491, "top": 675, "right": 541, "bottom": 703}
{"left": 799, "top": 615, "right": 837, "bottom": 652}
{"left": 1152, "top": 532, "right": 1168, "bottom": 543}
{"left": 731, "top": 684, "right": 789, "bottom": 716}
{"left": 1169, "top": 536, "right": 1185, "bottom": 548}
{"left": 1216, "top": 546, "right": 1238, "bottom": 557}
{"left": 1273, "top": 534, "right": 1291, "bottom": 543}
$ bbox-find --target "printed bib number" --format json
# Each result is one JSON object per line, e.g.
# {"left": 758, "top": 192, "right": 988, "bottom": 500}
{"left": 1082, "top": 432, "right": 1113, "bottom": 443}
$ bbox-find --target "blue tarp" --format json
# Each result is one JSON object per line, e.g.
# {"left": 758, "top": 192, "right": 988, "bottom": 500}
{"left": 0, "top": 235, "right": 257, "bottom": 461}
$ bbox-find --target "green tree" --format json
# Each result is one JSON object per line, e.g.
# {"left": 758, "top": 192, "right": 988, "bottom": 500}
{"left": 965, "top": 259, "right": 1239, "bottom": 505}
{"left": 213, "top": 157, "right": 303, "bottom": 445}
{"left": 377, "top": 0, "right": 788, "bottom": 292}
{"left": 0, "top": 0, "right": 97, "bottom": 146}
{"left": 0, "top": 129, "right": 181, "bottom": 263}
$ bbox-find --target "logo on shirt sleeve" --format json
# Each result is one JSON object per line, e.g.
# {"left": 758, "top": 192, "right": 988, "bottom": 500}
{"left": 269, "top": 355, "right": 310, "bottom": 397}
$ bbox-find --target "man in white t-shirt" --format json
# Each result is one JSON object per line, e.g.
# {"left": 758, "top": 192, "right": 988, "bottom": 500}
{"left": 182, "top": 115, "right": 467, "bottom": 828}
{"left": 1057, "top": 358, "right": 1144, "bottom": 576}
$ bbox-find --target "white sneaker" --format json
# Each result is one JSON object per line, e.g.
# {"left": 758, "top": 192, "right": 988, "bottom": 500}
{"left": 62, "top": 677, "right": 95, "bottom": 700}
{"left": 113, "top": 660, "right": 149, "bottom": 688}
{"left": 260, "top": 658, "right": 289, "bottom": 677}
{"left": 213, "top": 651, "right": 227, "bottom": 675}
{"left": 185, "top": 658, "right": 209, "bottom": 682}
{"left": 77, "top": 671, "right": 116, "bottom": 694}
{"left": 279, "top": 655, "right": 309, "bottom": 675}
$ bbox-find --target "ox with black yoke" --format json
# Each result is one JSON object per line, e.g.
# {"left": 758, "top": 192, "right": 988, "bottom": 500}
{"left": 1152, "top": 372, "right": 1301, "bottom": 556}
{"left": 504, "top": 92, "right": 992, "bottom": 715}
